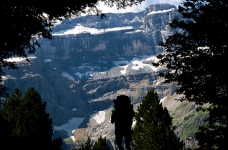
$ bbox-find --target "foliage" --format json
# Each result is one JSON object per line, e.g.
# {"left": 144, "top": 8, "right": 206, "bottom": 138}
{"left": 153, "top": 0, "right": 227, "bottom": 107}
{"left": 0, "top": 87, "right": 62, "bottom": 150}
{"left": 63, "top": 137, "right": 74, "bottom": 145}
{"left": 195, "top": 105, "right": 227, "bottom": 149}
{"left": 170, "top": 101, "right": 209, "bottom": 140}
{"left": 153, "top": 0, "right": 227, "bottom": 148}
{"left": 92, "top": 136, "right": 110, "bottom": 150}
{"left": 77, "top": 137, "right": 93, "bottom": 150}
{"left": 73, "top": 136, "right": 110, "bottom": 150}
{"left": 0, "top": 112, "right": 12, "bottom": 148}
{"left": 132, "top": 89, "right": 183, "bottom": 150}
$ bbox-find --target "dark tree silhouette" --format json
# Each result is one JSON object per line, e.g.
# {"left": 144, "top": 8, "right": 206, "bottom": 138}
{"left": 0, "top": 112, "right": 12, "bottom": 149}
{"left": 75, "top": 137, "right": 93, "bottom": 150}
{"left": 0, "top": 87, "right": 62, "bottom": 150}
{"left": 72, "top": 136, "right": 110, "bottom": 150}
{"left": 93, "top": 136, "right": 110, "bottom": 150}
{"left": 153, "top": 0, "right": 227, "bottom": 149}
{"left": 132, "top": 89, "right": 183, "bottom": 150}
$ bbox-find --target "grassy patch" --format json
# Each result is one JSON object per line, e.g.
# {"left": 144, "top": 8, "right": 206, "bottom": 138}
{"left": 63, "top": 137, "right": 74, "bottom": 144}
{"left": 171, "top": 101, "right": 209, "bottom": 140}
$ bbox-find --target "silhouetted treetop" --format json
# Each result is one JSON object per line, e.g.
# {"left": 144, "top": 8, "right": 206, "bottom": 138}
{"left": 153, "top": 0, "right": 227, "bottom": 105}
{"left": 153, "top": 0, "right": 227, "bottom": 148}
{"left": 0, "top": 87, "right": 62, "bottom": 149}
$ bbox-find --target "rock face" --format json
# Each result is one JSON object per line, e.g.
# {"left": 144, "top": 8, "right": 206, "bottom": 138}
{"left": 2, "top": 4, "right": 203, "bottom": 149}
{"left": 35, "top": 4, "right": 176, "bottom": 62}
{"left": 3, "top": 3, "right": 177, "bottom": 125}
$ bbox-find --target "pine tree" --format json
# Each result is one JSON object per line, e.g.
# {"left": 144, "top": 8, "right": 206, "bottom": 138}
{"left": 132, "top": 89, "right": 183, "bottom": 150}
{"left": 0, "top": 112, "right": 12, "bottom": 149}
{"left": 1, "top": 88, "right": 22, "bottom": 137}
{"left": 0, "top": 87, "right": 62, "bottom": 150}
{"left": 77, "top": 137, "right": 93, "bottom": 150}
{"left": 74, "top": 136, "right": 110, "bottom": 150}
{"left": 92, "top": 136, "right": 110, "bottom": 150}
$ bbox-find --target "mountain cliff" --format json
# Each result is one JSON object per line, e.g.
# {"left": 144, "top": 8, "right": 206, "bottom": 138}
{"left": 3, "top": 3, "right": 177, "bottom": 124}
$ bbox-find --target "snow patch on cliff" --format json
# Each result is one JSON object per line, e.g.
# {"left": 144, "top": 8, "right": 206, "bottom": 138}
{"left": 119, "top": 55, "right": 158, "bottom": 75}
{"left": 93, "top": 111, "right": 106, "bottom": 124}
{"left": 125, "top": 29, "right": 144, "bottom": 34}
{"left": 53, "top": 25, "right": 133, "bottom": 35}
{"left": 75, "top": 71, "right": 95, "bottom": 79}
{"left": 160, "top": 96, "right": 167, "bottom": 103}
{"left": 71, "top": 136, "right": 75, "bottom": 141}
{"left": 132, "top": 59, "right": 155, "bottom": 70}
{"left": 5, "top": 56, "right": 36, "bottom": 62}
{"left": 147, "top": 8, "right": 175, "bottom": 16}
{"left": 120, "top": 66, "right": 128, "bottom": 75}
{"left": 61, "top": 72, "right": 74, "bottom": 81}
{"left": 72, "top": 108, "right": 77, "bottom": 111}
{"left": 75, "top": 72, "right": 84, "bottom": 78}
{"left": 53, "top": 117, "right": 85, "bottom": 137}
{"left": 44, "top": 59, "right": 52, "bottom": 63}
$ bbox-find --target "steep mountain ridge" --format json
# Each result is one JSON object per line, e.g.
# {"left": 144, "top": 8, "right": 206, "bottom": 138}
{"left": 52, "top": 4, "right": 176, "bottom": 31}
{"left": 35, "top": 4, "right": 176, "bottom": 63}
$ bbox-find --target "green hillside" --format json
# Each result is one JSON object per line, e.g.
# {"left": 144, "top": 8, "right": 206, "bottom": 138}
{"left": 171, "top": 101, "right": 209, "bottom": 140}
